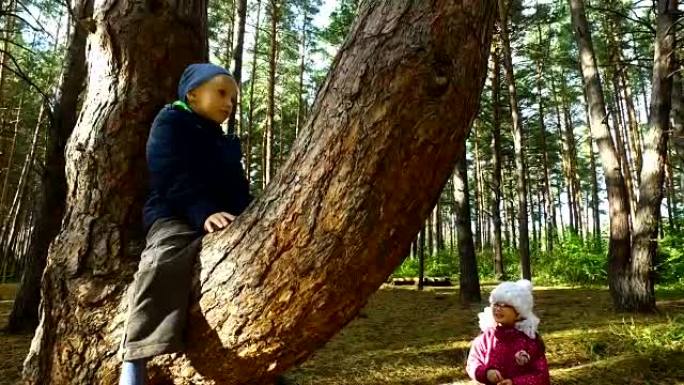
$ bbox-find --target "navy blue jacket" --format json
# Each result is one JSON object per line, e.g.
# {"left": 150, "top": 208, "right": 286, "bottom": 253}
{"left": 143, "top": 104, "right": 252, "bottom": 232}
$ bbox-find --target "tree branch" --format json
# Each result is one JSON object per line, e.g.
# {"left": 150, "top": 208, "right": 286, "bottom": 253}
{"left": 586, "top": 4, "right": 656, "bottom": 34}
{"left": 0, "top": 49, "right": 54, "bottom": 122}
{"left": 14, "top": 0, "right": 58, "bottom": 43}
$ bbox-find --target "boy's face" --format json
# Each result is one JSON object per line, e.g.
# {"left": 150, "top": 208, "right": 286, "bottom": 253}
{"left": 492, "top": 302, "right": 519, "bottom": 326}
{"left": 187, "top": 74, "right": 238, "bottom": 124}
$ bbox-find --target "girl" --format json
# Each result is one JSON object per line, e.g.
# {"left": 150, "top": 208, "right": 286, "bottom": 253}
{"left": 466, "top": 280, "right": 550, "bottom": 385}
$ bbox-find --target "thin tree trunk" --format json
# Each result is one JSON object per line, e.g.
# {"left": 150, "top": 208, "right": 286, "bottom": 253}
{"left": 620, "top": 71, "right": 643, "bottom": 182}
{"left": 556, "top": 183, "right": 565, "bottom": 237}
{"left": 474, "top": 121, "right": 485, "bottom": 251}
{"left": 228, "top": 0, "right": 248, "bottom": 135}
{"left": 552, "top": 76, "right": 576, "bottom": 234}
{"left": 8, "top": 0, "right": 92, "bottom": 332}
{"left": 536, "top": 23, "right": 553, "bottom": 253}
{"left": 612, "top": 78, "right": 638, "bottom": 219}
{"left": 569, "top": 0, "right": 633, "bottom": 311}
{"left": 0, "top": 0, "right": 16, "bottom": 107}
{"left": 295, "top": 6, "right": 308, "bottom": 138}
{"left": 246, "top": 0, "right": 263, "bottom": 186}
{"left": 508, "top": 175, "right": 517, "bottom": 249}
{"left": 490, "top": 39, "right": 504, "bottom": 279}
{"left": 499, "top": 0, "right": 530, "bottom": 280}
{"left": 23, "top": 2, "right": 496, "bottom": 383}
{"left": 633, "top": 32, "right": 651, "bottom": 123}
{"left": 436, "top": 201, "right": 444, "bottom": 251}
{"left": 427, "top": 206, "right": 434, "bottom": 256}
{"left": 0, "top": 96, "right": 20, "bottom": 219}
{"left": 225, "top": 0, "right": 236, "bottom": 67}
{"left": 530, "top": 186, "right": 538, "bottom": 250}
{"left": 670, "top": 69, "right": 683, "bottom": 220}
{"left": 607, "top": 14, "right": 643, "bottom": 187}
{"left": 630, "top": 0, "right": 676, "bottom": 313}
{"left": 672, "top": 70, "right": 684, "bottom": 157}
{"left": 264, "top": 0, "right": 279, "bottom": 188}
{"left": 278, "top": 107, "right": 284, "bottom": 169}
{"left": 418, "top": 226, "right": 425, "bottom": 290}
{"left": 564, "top": 97, "right": 584, "bottom": 236}
{"left": 454, "top": 142, "right": 481, "bottom": 303}
{"left": 1, "top": 105, "right": 43, "bottom": 269}
{"left": 589, "top": 133, "right": 601, "bottom": 242}
{"left": 665, "top": 145, "right": 677, "bottom": 229}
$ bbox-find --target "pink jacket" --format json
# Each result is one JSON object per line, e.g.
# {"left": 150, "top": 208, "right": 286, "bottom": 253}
{"left": 466, "top": 326, "right": 550, "bottom": 385}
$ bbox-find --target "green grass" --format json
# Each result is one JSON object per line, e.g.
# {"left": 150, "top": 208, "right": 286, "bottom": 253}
{"left": 1, "top": 284, "right": 683, "bottom": 384}
{"left": 284, "top": 285, "right": 684, "bottom": 385}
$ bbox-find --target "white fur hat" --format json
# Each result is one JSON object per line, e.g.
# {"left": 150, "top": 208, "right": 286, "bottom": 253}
{"left": 477, "top": 279, "right": 540, "bottom": 339}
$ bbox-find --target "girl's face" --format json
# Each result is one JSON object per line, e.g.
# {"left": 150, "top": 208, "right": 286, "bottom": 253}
{"left": 492, "top": 302, "right": 519, "bottom": 326}
{"left": 187, "top": 74, "right": 238, "bottom": 124}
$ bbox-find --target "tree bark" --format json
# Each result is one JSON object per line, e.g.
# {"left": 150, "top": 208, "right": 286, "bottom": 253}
{"left": 24, "top": 1, "right": 495, "bottom": 384}
{"left": 8, "top": 0, "right": 92, "bottom": 332}
{"left": 228, "top": 0, "right": 248, "bottom": 135}
{"left": 489, "top": 39, "right": 504, "bottom": 279}
{"left": 630, "top": 0, "right": 676, "bottom": 313}
{"left": 499, "top": 0, "right": 530, "bottom": 280}
{"left": 569, "top": 0, "right": 632, "bottom": 310}
{"left": 454, "top": 142, "right": 480, "bottom": 303}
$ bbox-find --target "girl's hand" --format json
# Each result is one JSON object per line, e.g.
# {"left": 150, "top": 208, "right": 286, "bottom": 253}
{"left": 486, "top": 369, "right": 503, "bottom": 383}
{"left": 497, "top": 380, "right": 513, "bottom": 385}
{"left": 204, "top": 212, "right": 235, "bottom": 233}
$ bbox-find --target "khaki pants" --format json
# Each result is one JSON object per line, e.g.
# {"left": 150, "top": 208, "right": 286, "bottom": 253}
{"left": 120, "top": 217, "right": 201, "bottom": 361}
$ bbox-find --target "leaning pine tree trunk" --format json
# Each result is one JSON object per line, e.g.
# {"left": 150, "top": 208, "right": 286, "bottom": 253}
{"left": 568, "top": 0, "right": 633, "bottom": 310}
{"left": 23, "top": 1, "right": 496, "bottom": 384}
{"left": 630, "top": 0, "right": 677, "bottom": 313}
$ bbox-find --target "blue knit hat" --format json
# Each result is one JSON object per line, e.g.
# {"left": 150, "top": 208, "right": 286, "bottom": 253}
{"left": 177, "top": 63, "right": 233, "bottom": 103}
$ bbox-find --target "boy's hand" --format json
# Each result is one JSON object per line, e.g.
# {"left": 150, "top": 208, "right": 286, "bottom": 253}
{"left": 497, "top": 380, "right": 513, "bottom": 385}
{"left": 204, "top": 212, "right": 235, "bottom": 233}
{"left": 486, "top": 369, "right": 503, "bottom": 383}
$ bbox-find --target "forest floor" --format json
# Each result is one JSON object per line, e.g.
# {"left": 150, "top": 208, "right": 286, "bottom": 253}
{"left": 0, "top": 283, "right": 683, "bottom": 385}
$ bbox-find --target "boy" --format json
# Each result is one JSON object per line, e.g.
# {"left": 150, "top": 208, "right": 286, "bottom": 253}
{"left": 119, "top": 63, "right": 252, "bottom": 385}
